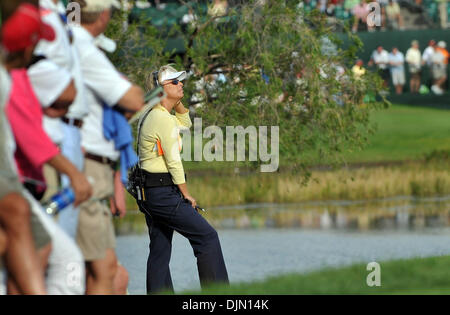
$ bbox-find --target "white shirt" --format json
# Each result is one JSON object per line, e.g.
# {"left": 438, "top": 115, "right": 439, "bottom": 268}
{"left": 28, "top": 59, "right": 72, "bottom": 108}
{"left": 405, "top": 48, "right": 421, "bottom": 67}
{"left": 422, "top": 46, "right": 435, "bottom": 66}
{"left": 371, "top": 49, "right": 390, "bottom": 69}
{"left": 36, "top": 0, "right": 89, "bottom": 120}
{"left": 431, "top": 50, "right": 445, "bottom": 66}
{"left": 72, "top": 26, "right": 132, "bottom": 161}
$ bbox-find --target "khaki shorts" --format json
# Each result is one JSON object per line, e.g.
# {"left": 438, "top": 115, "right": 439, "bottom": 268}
{"left": 76, "top": 158, "right": 116, "bottom": 261}
{"left": 391, "top": 70, "right": 405, "bottom": 86}
{"left": 432, "top": 65, "right": 447, "bottom": 80}
{"left": 41, "top": 164, "right": 60, "bottom": 203}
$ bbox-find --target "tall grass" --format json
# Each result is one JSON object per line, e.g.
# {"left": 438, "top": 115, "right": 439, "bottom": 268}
{"left": 189, "top": 162, "right": 450, "bottom": 207}
{"left": 126, "top": 160, "right": 450, "bottom": 210}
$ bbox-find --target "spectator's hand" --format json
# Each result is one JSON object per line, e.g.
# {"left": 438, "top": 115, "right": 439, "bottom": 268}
{"left": 124, "top": 111, "right": 134, "bottom": 121}
{"left": 70, "top": 171, "right": 93, "bottom": 206}
{"left": 109, "top": 171, "right": 127, "bottom": 218}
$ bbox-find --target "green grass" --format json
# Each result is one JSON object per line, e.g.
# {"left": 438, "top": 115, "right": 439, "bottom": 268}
{"left": 344, "top": 104, "right": 450, "bottom": 163}
{"left": 177, "top": 256, "right": 450, "bottom": 295}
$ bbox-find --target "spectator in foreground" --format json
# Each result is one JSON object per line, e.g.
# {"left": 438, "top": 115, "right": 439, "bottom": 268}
{"left": 71, "top": 0, "right": 144, "bottom": 294}
{"left": 405, "top": 40, "right": 422, "bottom": 93}
{"left": 0, "top": 2, "right": 52, "bottom": 295}
{"left": 389, "top": 47, "right": 405, "bottom": 94}
{"left": 35, "top": 0, "right": 92, "bottom": 241}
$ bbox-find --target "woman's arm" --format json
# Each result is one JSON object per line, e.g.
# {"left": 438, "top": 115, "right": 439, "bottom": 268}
{"left": 173, "top": 103, "right": 195, "bottom": 207}
{"left": 174, "top": 101, "right": 189, "bottom": 115}
{"left": 174, "top": 102, "right": 193, "bottom": 129}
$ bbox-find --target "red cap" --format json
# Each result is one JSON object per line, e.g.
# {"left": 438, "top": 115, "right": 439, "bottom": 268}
{"left": 1, "top": 3, "right": 55, "bottom": 53}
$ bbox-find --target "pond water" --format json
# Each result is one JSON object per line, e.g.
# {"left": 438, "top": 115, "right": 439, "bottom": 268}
{"left": 116, "top": 196, "right": 450, "bottom": 295}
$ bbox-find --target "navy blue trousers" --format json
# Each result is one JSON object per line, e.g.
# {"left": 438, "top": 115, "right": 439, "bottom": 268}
{"left": 141, "top": 185, "right": 229, "bottom": 294}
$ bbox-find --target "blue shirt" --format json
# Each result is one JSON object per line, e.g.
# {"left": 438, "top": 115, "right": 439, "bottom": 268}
{"left": 389, "top": 52, "right": 405, "bottom": 73}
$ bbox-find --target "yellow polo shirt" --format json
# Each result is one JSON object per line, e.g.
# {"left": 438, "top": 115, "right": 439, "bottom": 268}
{"left": 352, "top": 65, "right": 366, "bottom": 79}
{"left": 139, "top": 104, "right": 192, "bottom": 185}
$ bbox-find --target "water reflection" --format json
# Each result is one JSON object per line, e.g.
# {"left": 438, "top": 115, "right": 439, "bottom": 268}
{"left": 205, "top": 197, "right": 450, "bottom": 231}
{"left": 116, "top": 196, "right": 450, "bottom": 234}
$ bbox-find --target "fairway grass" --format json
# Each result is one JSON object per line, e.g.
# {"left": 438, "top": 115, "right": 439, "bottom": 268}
{"left": 344, "top": 104, "right": 450, "bottom": 163}
{"left": 179, "top": 256, "right": 450, "bottom": 295}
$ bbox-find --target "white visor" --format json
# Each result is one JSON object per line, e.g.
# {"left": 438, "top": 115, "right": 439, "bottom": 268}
{"left": 82, "top": 0, "right": 121, "bottom": 12}
{"left": 160, "top": 70, "right": 187, "bottom": 84}
{"left": 94, "top": 34, "right": 117, "bottom": 53}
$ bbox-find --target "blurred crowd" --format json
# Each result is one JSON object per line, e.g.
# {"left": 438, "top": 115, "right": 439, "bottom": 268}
{"left": 352, "top": 39, "right": 449, "bottom": 94}
{"left": 0, "top": 0, "right": 145, "bottom": 295}
{"left": 134, "top": 0, "right": 230, "bottom": 26}
{"left": 299, "top": 0, "right": 449, "bottom": 31}
{"left": 129, "top": 0, "right": 450, "bottom": 32}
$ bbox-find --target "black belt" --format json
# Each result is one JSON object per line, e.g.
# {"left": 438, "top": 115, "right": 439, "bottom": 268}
{"left": 85, "top": 153, "right": 118, "bottom": 170}
{"left": 143, "top": 171, "right": 175, "bottom": 188}
{"left": 61, "top": 117, "right": 83, "bottom": 129}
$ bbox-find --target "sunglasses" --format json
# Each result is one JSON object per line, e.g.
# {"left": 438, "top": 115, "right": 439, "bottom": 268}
{"left": 163, "top": 79, "right": 182, "bottom": 86}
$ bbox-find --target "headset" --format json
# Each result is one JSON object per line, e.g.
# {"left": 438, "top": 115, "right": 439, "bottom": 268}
{"left": 152, "top": 71, "right": 160, "bottom": 87}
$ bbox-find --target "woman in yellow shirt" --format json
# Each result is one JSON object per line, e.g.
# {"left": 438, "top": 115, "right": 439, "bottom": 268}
{"left": 139, "top": 65, "right": 229, "bottom": 294}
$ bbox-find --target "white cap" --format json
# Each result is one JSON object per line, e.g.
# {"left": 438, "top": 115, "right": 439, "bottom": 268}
{"left": 94, "top": 34, "right": 117, "bottom": 53}
{"left": 438, "top": 41, "right": 446, "bottom": 48}
{"left": 159, "top": 68, "right": 187, "bottom": 84}
{"left": 28, "top": 60, "right": 72, "bottom": 108}
{"left": 81, "top": 0, "right": 121, "bottom": 12}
